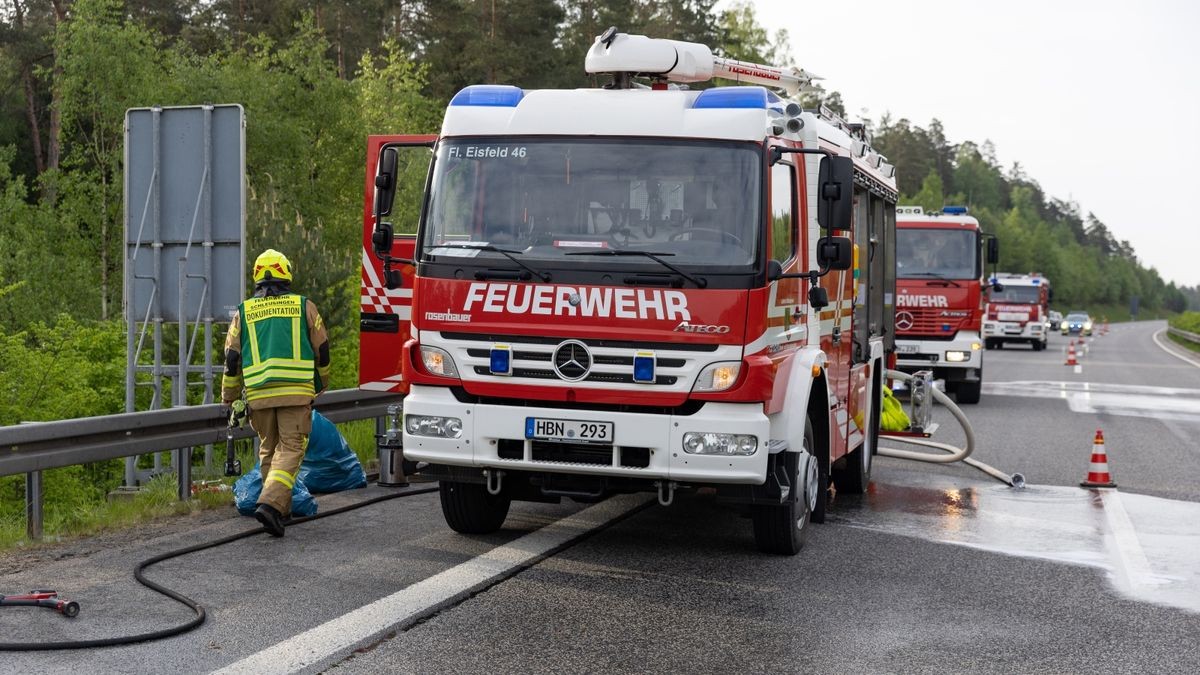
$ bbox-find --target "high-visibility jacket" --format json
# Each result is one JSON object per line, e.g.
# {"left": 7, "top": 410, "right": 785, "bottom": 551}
{"left": 237, "top": 294, "right": 321, "bottom": 402}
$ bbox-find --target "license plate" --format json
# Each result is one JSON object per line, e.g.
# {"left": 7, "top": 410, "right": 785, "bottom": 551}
{"left": 895, "top": 344, "right": 919, "bottom": 354}
{"left": 525, "top": 417, "right": 613, "bottom": 444}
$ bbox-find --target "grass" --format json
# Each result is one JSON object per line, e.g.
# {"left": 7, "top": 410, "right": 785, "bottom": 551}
{"left": 0, "top": 473, "right": 235, "bottom": 550}
{"left": 0, "top": 416, "right": 384, "bottom": 552}
{"left": 1167, "top": 333, "right": 1200, "bottom": 353}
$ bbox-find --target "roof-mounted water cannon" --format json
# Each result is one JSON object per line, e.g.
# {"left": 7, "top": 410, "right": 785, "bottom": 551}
{"left": 585, "top": 28, "right": 821, "bottom": 96}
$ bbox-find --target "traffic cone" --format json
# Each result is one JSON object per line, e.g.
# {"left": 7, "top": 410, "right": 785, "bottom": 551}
{"left": 1065, "top": 341, "right": 1078, "bottom": 366}
{"left": 1080, "top": 429, "right": 1117, "bottom": 488}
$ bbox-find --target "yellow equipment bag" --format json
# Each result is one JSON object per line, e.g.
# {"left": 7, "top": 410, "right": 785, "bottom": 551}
{"left": 880, "top": 386, "right": 910, "bottom": 432}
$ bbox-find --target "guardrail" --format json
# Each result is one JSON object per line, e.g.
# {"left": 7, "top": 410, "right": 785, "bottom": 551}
{"left": 1168, "top": 326, "right": 1200, "bottom": 345}
{"left": 0, "top": 388, "right": 402, "bottom": 540}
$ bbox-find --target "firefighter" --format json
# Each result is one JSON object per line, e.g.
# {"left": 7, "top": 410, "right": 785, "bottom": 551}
{"left": 221, "top": 249, "right": 330, "bottom": 537}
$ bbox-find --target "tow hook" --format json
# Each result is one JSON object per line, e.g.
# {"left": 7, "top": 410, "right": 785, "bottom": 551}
{"left": 484, "top": 469, "right": 505, "bottom": 496}
{"left": 656, "top": 480, "right": 676, "bottom": 507}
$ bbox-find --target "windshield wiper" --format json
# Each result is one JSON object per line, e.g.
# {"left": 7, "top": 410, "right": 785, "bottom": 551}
{"left": 566, "top": 250, "right": 707, "bottom": 288}
{"left": 426, "top": 243, "right": 551, "bottom": 282}
{"left": 906, "top": 272, "right": 962, "bottom": 288}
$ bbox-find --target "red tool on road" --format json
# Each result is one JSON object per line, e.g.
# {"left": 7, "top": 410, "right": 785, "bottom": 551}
{"left": 0, "top": 590, "right": 80, "bottom": 618}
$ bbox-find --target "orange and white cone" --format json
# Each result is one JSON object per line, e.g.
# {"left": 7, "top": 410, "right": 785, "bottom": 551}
{"left": 1080, "top": 429, "right": 1117, "bottom": 488}
{"left": 1065, "top": 341, "right": 1078, "bottom": 366}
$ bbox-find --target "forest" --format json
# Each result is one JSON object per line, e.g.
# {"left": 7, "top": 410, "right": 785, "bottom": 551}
{"left": 1, "top": 0, "right": 1195, "bottom": 430}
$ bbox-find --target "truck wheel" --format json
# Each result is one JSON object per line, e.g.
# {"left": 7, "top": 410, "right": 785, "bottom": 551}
{"left": 439, "top": 480, "right": 511, "bottom": 534}
{"left": 833, "top": 398, "right": 875, "bottom": 494}
{"left": 752, "top": 421, "right": 816, "bottom": 555}
{"left": 956, "top": 381, "right": 982, "bottom": 404}
{"left": 1031, "top": 339, "right": 1045, "bottom": 352}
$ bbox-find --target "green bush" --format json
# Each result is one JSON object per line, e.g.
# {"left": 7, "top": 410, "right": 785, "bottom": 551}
{"left": 1170, "top": 311, "right": 1200, "bottom": 333}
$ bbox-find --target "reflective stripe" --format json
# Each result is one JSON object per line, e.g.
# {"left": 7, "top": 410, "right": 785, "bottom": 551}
{"left": 267, "top": 469, "right": 295, "bottom": 489}
{"left": 292, "top": 315, "right": 302, "bottom": 362}
{"left": 244, "top": 367, "right": 315, "bottom": 388}
{"left": 246, "top": 319, "right": 262, "bottom": 364}
{"left": 246, "top": 384, "right": 317, "bottom": 401}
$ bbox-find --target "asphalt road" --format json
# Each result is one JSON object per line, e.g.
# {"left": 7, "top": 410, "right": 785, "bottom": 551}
{"left": 2, "top": 320, "right": 1199, "bottom": 674}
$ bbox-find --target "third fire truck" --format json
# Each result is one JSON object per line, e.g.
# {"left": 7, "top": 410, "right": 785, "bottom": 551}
{"left": 360, "top": 30, "right": 898, "bottom": 554}
{"left": 983, "top": 273, "right": 1052, "bottom": 350}
{"left": 893, "top": 206, "right": 997, "bottom": 404}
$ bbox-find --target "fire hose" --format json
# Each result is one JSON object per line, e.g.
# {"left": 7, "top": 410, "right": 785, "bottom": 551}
{"left": 0, "top": 486, "right": 438, "bottom": 652}
{"left": 880, "top": 369, "right": 1025, "bottom": 488}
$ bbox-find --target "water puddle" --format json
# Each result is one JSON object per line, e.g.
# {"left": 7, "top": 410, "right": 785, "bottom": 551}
{"left": 836, "top": 472, "right": 1200, "bottom": 615}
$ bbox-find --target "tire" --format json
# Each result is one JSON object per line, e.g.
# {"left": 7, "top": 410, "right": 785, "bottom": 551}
{"left": 956, "top": 380, "right": 982, "bottom": 404}
{"left": 752, "top": 420, "right": 816, "bottom": 555}
{"left": 439, "top": 480, "right": 511, "bottom": 534}
{"left": 1031, "top": 340, "right": 1044, "bottom": 352}
{"left": 833, "top": 391, "right": 876, "bottom": 494}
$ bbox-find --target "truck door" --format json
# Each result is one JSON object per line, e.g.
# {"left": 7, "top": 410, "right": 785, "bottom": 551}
{"left": 359, "top": 134, "right": 436, "bottom": 392}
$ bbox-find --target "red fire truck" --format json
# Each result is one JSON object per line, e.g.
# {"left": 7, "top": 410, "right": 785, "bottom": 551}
{"left": 359, "top": 31, "right": 898, "bottom": 554}
{"left": 893, "top": 206, "right": 997, "bottom": 404}
{"left": 982, "top": 273, "right": 1052, "bottom": 350}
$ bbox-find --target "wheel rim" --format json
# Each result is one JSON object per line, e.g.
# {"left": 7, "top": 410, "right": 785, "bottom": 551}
{"left": 804, "top": 456, "right": 819, "bottom": 515}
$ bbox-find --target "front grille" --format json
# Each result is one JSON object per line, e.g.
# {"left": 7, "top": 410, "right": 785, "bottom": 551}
{"left": 467, "top": 349, "right": 685, "bottom": 369}
{"left": 531, "top": 440, "right": 614, "bottom": 465}
{"left": 497, "top": 438, "right": 523, "bottom": 460}
{"left": 471, "top": 366, "right": 677, "bottom": 385}
{"left": 899, "top": 307, "right": 968, "bottom": 337}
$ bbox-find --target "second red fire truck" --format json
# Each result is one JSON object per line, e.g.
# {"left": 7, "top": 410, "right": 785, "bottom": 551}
{"left": 893, "top": 206, "right": 997, "bottom": 404}
{"left": 360, "top": 31, "right": 898, "bottom": 554}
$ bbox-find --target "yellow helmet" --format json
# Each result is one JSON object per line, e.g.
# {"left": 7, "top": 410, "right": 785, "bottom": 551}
{"left": 253, "top": 249, "right": 293, "bottom": 284}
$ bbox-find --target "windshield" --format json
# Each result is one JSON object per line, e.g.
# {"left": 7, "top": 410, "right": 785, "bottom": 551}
{"left": 421, "top": 138, "right": 761, "bottom": 271}
{"left": 989, "top": 285, "right": 1042, "bottom": 304}
{"left": 1066, "top": 313, "right": 1089, "bottom": 322}
{"left": 896, "top": 228, "right": 979, "bottom": 280}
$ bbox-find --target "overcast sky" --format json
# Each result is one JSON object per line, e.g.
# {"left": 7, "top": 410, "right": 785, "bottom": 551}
{"left": 732, "top": 0, "right": 1200, "bottom": 288}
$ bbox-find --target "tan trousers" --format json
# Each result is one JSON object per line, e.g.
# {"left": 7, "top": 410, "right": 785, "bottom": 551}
{"left": 250, "top": 404, "right": 312, "bottom": 515}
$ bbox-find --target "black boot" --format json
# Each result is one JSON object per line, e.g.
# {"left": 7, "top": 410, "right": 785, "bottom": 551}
{"left": 254, "top": 504, "right": 285, "bottom": 537}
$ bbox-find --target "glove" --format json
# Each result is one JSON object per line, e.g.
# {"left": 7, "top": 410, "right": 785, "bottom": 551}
{"left": 227, "top": 399, "right": 249, "bottom": 428}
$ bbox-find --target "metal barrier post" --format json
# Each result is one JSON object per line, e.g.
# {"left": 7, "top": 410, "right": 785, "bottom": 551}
{"left": 25, "top": 471, "right": 43, "bottom": 541}
{"left": 176, "top": 448, "right": 192, "bottom": 501}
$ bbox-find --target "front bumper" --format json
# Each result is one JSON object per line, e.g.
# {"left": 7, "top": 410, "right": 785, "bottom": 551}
{"left": 401, "top": 385, "right": 771, "bottom": 484}
{"left": 983, "top": 321, "right": 1045, "bottom": 340}
{"left": 895, "top": 334, "right": 982, "bottom": 381}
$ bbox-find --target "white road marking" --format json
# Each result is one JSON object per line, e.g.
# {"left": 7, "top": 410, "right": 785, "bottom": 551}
{"left": 1098, "top": 490, "right": 1161, "bottom": 591}
{"left": 985, "top": 380, "right": 1200, "bottom": 423}
{"left": 212, "top": 494, "right": 651, "bottom": 675}
{"left": 1153, "top": 328, "right": 1200, "bottom": 369}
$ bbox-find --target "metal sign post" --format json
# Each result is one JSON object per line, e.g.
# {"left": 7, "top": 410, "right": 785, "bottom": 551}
{"left": 124, "top": 104, "right": 246, "bottom": 496}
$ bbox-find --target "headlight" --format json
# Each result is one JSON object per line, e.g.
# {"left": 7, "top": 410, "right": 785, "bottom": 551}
{"left": 420, "top": 345, "right": 459, "bottom": 378}
{"left": 1084, "top": 321, "right": 1093, "bottom": 330}
{"left": 944, "top": 350, "right": 969, "bottom": 362}
{"left": 405, "top": 414, "right": 463, "bottom": 438}
{"left": 682, "top": 432, "right": 757, "bottom": 455}
{"left": 692, "top": 361, "right": 741, "bottom": 392}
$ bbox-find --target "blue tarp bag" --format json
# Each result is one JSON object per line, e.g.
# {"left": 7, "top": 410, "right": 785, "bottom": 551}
{"left": 233, "top": 465, "right": 318, "bottom": 517}
{"left": 298, "top": 410, "right": 368, "bottom": 493}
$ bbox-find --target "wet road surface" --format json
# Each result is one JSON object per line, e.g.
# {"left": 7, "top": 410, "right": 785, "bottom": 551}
{"left": 2, "top": 320, "right": 1199, "bottom": 673}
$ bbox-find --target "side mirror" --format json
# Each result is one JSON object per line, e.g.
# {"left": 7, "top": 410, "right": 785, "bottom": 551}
{"left": 817, "top": 236, "right": 853, "bottom": 270}
{"left": 384, "top": 268, "right": 404, "bottom": 290}
{"left": 766, "top": 259, "right": 783, "bottom": 281}
{"left": 372, "top": 221, "right": 394, "bottom": 257}
{"left": 1047, "top": 287, "right": 1054, "bottom": 302}
{"left": 808, "top": 285, "right": 829, "bottom": 309}
{"left": 373, "top": 146, "right": 398, "bottom": 219}
{"left": 817, "top": 155, "right": 854, "bottom": 230}
{"left": 986, "top": 237, "right": 999, "bottom": 264}
{"left": 992, "top": 282, "right": 1004, "bottom": 293}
